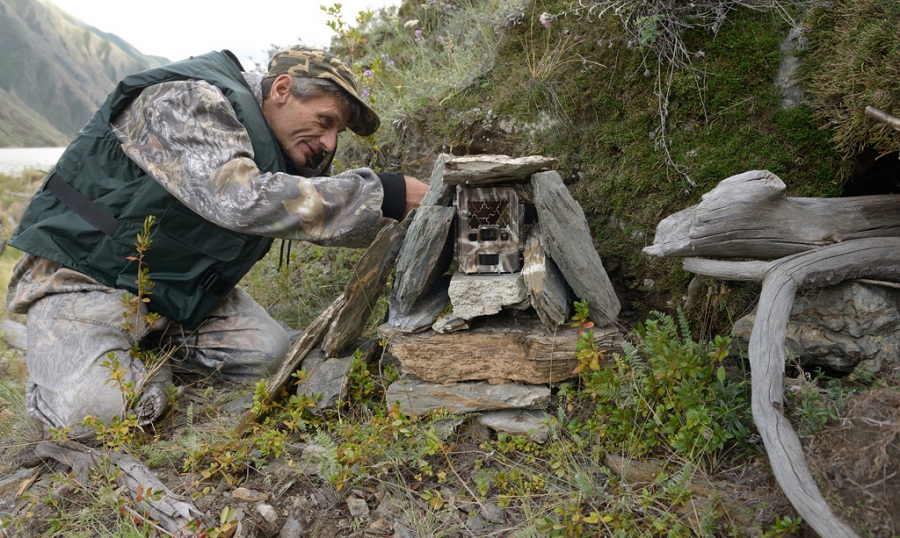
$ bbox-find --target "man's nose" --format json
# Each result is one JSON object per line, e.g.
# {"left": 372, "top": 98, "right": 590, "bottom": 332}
{"left": 320, "top": 129, "right": 339, "bottom": 153}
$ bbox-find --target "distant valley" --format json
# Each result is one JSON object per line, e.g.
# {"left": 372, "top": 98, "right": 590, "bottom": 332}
{"left": 0, "top": 0, "right": 166, "bottom": 147}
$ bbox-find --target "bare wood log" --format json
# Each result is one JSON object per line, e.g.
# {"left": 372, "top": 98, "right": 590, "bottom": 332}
{"left": 682, "top": 258, "right": 769, "bottom": 281}
{"left": 35, "top": 440, "right": 207, "bottom": 534}
{"left": 644, "top": 170, "right": 900, "bottom": 259}
{"left": 746, "top": 238, "right": 900, "bottom": 538}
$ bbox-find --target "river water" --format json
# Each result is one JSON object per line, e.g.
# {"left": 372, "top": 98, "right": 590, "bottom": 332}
{"left": 0, "top": 148, "right": 65, "bottom": 175}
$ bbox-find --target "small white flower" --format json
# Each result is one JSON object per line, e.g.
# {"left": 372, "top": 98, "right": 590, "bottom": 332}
{"left": 403, "top": 19, "right": 420, "bottom": 28}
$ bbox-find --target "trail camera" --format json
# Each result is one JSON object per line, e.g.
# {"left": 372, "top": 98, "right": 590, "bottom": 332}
{"left": 455, "top": 185, "right": 525, "bottom": 274}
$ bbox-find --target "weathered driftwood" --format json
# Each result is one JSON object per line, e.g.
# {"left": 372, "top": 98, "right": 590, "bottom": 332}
{"left": 380, "top": 316, "right": 621, "bottom": 384}
{"left": 865, "top": 106, "right": 900, "bottom": 130}
{"left": 682, "top": 239, "right": 900, "bottom": 538}
{"left": 644, "top": 170, "right": 900, "bottom": 259}
{"left": 532, "top": 171, "right": 621, "bottom": 325}
{"left": 35, "top": 440, "right": 207, "bottom": 535}
{"left": 322, "top": 220, "right": 407, "bottom": 356}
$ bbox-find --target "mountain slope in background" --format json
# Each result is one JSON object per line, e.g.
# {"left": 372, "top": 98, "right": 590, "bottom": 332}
{"left": 0, "top": 0, "right": 167, "bottom": 147}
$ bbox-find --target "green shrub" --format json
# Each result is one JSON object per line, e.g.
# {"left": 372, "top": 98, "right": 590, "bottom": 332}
{"left": 582, "top": 308, "right": 752, "bottom": 459}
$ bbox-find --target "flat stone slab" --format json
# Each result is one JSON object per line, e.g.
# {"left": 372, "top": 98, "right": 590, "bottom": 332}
{"left": 393, "top": 205, "right": 455, "bottom": 314}
{"left": 322, "top": 221, "right": 406, "bottom": 356}
{"left": 297, "top": 341, "right": 378, "bottom": 413}
{"left": 380, "top": 315, "right": 622, "bottom": 384}
{"left": 532, "top": 170, "right": 620, "bottom": 325}
{"left": 522, "top": 223, "right": 571, "bottom": 329}
{"left": 449, "top": 272, "right": 528, "bottom": 320}
{"left": 477, "top": 409, "right": 552, "bottom": 443}
{"left": 442, "top": 154, "right": 557, "bottom": 185}
{"left": 387, "top": 275, "right": 451, "bottom": 333}
{"left": 385, "top": 375, "right": 551, "bottom": 415}
{"left": 432, "top": 313, "right": 469, "bottom": 333}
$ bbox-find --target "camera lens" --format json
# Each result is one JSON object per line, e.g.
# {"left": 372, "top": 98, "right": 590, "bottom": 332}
{"left": 480, "top": 228, "right": 498, "bottom": 241}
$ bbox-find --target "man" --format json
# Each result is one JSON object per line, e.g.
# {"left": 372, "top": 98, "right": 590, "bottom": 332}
{"left": 7, "top": 46, "right": 427, "bottom": 435}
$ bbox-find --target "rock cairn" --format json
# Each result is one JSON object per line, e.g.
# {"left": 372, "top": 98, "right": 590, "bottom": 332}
{"left": 379, "top": 154, "right": 623, "bottom": 438}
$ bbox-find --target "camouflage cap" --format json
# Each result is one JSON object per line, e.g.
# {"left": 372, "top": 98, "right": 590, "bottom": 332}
{"left": 266, "top": 45, "right": 380, "bottom": 136}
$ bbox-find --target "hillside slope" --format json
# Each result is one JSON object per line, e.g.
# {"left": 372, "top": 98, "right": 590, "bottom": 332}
{"left": 0, "top": 0, "right": 165, "bottom": 146}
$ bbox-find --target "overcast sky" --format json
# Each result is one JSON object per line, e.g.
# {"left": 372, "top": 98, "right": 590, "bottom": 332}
{"left": 46, "top": 0, "right": 400, "bottom": 68}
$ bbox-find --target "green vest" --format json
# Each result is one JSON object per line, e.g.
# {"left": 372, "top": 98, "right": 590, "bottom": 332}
{"left": 10, "top": 51, "right": 284, "bottom": 329}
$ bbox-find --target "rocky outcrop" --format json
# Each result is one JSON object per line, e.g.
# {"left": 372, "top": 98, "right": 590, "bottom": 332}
{"left": 733, "top": 280, "right": 900, "bottom": 373}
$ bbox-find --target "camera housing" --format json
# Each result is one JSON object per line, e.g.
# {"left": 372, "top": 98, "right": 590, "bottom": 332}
{"left": 454, "top": 185, "right": 525, "bottom": 274}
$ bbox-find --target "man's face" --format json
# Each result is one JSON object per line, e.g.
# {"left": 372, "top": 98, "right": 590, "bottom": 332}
{"left": 263, "top": 83, "right": 349, "bottom": 168}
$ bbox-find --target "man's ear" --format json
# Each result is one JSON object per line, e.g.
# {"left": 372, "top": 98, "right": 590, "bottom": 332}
{"left": 269, "top": 74, "right": 294, "bottom": 105}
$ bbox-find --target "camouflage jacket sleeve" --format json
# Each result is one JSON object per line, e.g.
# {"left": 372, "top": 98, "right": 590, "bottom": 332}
{"left": 109, "top": 79, "right": 384, "bottom": 248}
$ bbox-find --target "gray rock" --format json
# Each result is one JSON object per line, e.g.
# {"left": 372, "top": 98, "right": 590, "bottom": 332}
{"left": 432, "top": 416, "right": 465, "bottom": 440}
{"left": 448, "top": 272, "right": 527, "bottom": 320}
{"left": 219, "top": 393, "right": 253, "bottom": 415}
{"left": 522, "top": 224, "right": 571, "bottom": 329}
{"left": 432, "top": 313, "right": 469, "bottom": 333}
{"left": 385, "top": 375, "right": 551, "bottom": 415}
{"left": 466, "top": 513, "right": 487, "bottom": 531}
{"left": 421, "top": 153, "right": 455, "bottom": 207}
{"left": 442, "top": 154, "right": 556, "bottom": 185}
{"left": 374, "top": 495, "right": 396, "bottom": 517}
{"left": 388, "top": 275, "right": 451, "bottom": 333}
{"left": 297, "top": 342, "right": 379, "bottom": 413}
{"left": 393, "top": 205, "right": 456, "bottom": 314}
{"left": 255, "top": 503, "right": 279, "bottom": 524}
{"left": 279, "top": 517, "right": 304, "bottom": 538}
{"left": 733, "top": 281, "right": 900, "bottom": 372}
{"left": 393, "top": 523, "right": 414, "bottom": 538}
{"left": 296, "top": 349, "right": 351, "bottom": 412}
{"left": 477, "top": 409, "right": 552, "bottom": 443}
{"left": 347, "top": 496, "right": 369, "bottom": 518}
{"left": 0, "top": 319, "right": 27, "bottom": 351}
{"left": 532, "top": 170, "right": 620, "bottom": 325}
{"left": 232, "top": 487, "right": 267, "bottom": 503}
{"left": 322, "top": 221, "right": 406, "bottom": 357}
{"left": 480, "top": 501, "right": 507, "bottom": 524}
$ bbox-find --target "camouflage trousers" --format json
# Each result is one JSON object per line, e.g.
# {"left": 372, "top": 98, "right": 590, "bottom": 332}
{"left": 22, "top": 284, "right": 290, "bottom": 433}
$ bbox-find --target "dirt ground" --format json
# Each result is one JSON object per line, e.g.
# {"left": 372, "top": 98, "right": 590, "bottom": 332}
{"left": 807, "top": 389, "right": 900, "bottom": 538}
{"left": 0, "top": 358, "right": 897, "bottom": 537}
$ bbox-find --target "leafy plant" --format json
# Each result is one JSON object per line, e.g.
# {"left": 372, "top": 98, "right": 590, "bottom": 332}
{"left": 583, "top": 308, "right": 752, "bottom": 459}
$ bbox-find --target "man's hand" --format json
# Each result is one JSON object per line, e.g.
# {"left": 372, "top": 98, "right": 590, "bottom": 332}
{"left": 403, "top": 175, "right": 428, "bottom": 219}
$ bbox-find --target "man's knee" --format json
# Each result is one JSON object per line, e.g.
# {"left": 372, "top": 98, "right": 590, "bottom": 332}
{"left": 24, "top": 291, "right": 150, "bottom": 431}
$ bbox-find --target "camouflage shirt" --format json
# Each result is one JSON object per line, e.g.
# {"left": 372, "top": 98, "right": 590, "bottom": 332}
{"left": 9, "top": 72, "right": 385, "bottom": 314}
{"left": 109, "top": 72, "right": 384, "bottom": 247}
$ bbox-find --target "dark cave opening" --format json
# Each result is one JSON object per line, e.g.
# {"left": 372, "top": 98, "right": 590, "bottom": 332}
{"left": 841, "top": 147, "right": 900, "bottom": 197}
